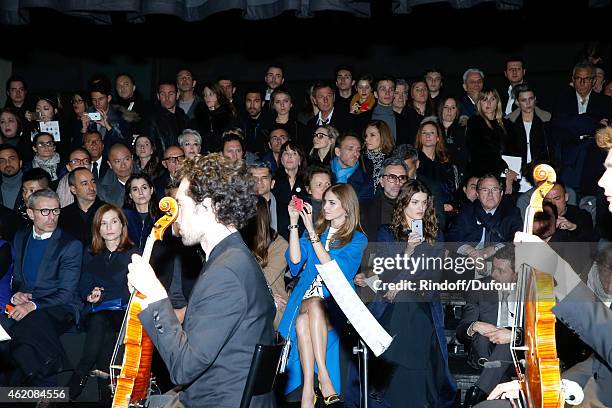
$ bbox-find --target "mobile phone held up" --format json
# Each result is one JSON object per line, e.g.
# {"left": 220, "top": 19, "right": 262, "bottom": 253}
{"left": 87, "top": 112, "right": 102, "bottom": 121}
{"left": 4, "top": 304, "right": 13, "bottom": 314}
{"left": 291, "top": 195, "right": 304, "bottom": 212}
{"left": 411, "top": 219, "right": 424, "bottom": 239}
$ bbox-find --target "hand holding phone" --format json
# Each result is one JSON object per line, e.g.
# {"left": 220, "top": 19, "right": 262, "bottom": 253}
{"left": 291, "top": 195, "right": 304, "bottom": 212}
{"left": 4, "top": 304, "right": 14, "bottom": 314}
{"left": 88, "top": 112, "right": 102, "bottom": 121}
{"left": 411, "top": 219, "right": 424, "bottom": 239}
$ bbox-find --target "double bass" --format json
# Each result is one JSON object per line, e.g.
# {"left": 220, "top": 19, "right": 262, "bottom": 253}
{"left": 511, "top": 164, "right": 563, "bottom": 408}
{"left": 109, "top": 197, "right": 178, "bottom": 408}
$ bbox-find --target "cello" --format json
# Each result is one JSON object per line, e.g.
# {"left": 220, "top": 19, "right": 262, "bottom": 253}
{"left": 511, "top": 164, "right": 563, "bottom": 408}
{"left": 109, "top": 197, "right": 178, "bottom": 408}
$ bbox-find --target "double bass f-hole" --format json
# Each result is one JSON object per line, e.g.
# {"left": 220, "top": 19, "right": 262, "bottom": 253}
{"left": 109, "top": 197, "right": 178, "bottom": 408}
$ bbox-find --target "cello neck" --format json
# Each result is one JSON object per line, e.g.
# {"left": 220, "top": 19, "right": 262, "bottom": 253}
{"left": 142, "top": 233, "right": 157, "bottom": 265}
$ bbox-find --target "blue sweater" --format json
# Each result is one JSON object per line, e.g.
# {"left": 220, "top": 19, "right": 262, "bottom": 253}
{"left": 23, "top": 235, "right": 50, "bottom": 290}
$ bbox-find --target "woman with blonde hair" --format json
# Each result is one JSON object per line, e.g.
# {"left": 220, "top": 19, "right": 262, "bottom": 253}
{"left": 309, "top": 124, "right": 339, "bottom": 166}
{"left": 465, "top": 88, "right": 518, "bottom": 193}
{"left": 279, "top": 183, "right": 367, "bottom": 407}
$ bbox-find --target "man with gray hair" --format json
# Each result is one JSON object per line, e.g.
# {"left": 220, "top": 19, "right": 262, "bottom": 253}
{"left": 1, "top": 188, "right": 82, "bottom": 387}
{"left": 460, "top": 68, "right": 485, "bottom": 118}
{"left": 361, "top": 157, "right": 409, "bottom": 239}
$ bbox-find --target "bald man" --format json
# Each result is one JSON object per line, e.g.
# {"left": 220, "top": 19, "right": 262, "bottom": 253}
{"left": 97, "top": 143, "right": 133, "bottom": 206}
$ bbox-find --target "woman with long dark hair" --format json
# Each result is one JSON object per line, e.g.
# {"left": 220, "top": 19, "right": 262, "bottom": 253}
{"left": 132, "top": 135, "right": 162, "bottom": 179}
{"left": 278, "top": 183, "right": 367, "bottom": 407}
{"left": 415, "top": 119, "right": 457, "bottom": 208}
{"left": 374, "top": 180, "right": 456, "bottom": 407}
{"left": 261, "top": 88, "right": 304, "bottom": 144}
{"left": 438, "top": 95, "right": 469, "bottom": 179}
{"left": 191, "top": 82, "right": 238, "bottom": 153}
{"left": 363, "top": 120, "right": 395, "bottom": 195}
{"left": 0, "top": 107, "right": 32, "bottom": 162}
{"left": 123, "top": 173, "right": 159, "bottom": 250}
{"left": 68, "top": 204, "right": 137, "bottom": 403}
{"left": 272, "top": 141, "right": 309, "bottom": 239}
{"left": 241, "top": 196, "right": 289, "bottom": 329}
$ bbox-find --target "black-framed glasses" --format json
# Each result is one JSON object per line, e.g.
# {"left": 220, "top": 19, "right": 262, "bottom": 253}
{"left": 32, "top": 208, "right": 61, "bottom": 216}
{"left": 314, "top": 132, "right": 331, "bottom": 139}
{"left": 382, "top": 174, "right": 409, "bottom": 184}
{"left": 163, "top": 155, "right": 185, "bottom": 164}
{"left": 573, "top": 76, "right": 593, "bottom": 83}
{"left": 36, "top": 141, "right": 54, "bottom": 148}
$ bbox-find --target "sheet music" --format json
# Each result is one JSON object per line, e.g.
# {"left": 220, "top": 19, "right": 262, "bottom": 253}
{"left": 0, "top": 322, "right": 11, "bottom": 341}
{"left": 315, "top": 260, "right": 393, "bottom": 357}
{"left": 501, "top": 155, "right": 522, "bottom": 179}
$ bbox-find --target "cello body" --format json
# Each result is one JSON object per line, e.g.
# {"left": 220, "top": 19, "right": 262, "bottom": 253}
{"left": 110, "top": 197, "right": 178, "bottom": 408}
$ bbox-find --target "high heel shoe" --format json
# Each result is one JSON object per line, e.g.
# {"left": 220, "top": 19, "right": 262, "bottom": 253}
{"left": 315, "top": 386, "right": 344, "bottom": 407}
{"left": 66, "top": 371, "right": 88, "bottom": 401}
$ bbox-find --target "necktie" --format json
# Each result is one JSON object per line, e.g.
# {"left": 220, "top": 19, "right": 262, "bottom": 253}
{"left": 483, "top": 213, "right": 494, "bottom": 244}
{"left": 499, "top": 291, "right": 510, "bottom": 327}
{"left": 321, "top": 117, "right": 329, "bottom": 125}
{"left": 92, "top": 161, "right": 99, "bottom": 179}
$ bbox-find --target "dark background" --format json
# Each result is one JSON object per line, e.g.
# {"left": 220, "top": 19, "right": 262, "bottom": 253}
{"left": 0, "top": 2, "right": 610, "bottom": 108}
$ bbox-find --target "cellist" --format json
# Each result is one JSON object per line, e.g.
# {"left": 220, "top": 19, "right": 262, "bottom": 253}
{"left": 475, "top": 126, "right": 612, "bottom": 407}
{"left": 126, "top": 154, "right": 276, "bottom": 408}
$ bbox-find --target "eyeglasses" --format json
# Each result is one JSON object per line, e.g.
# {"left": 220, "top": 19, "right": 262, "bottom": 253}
{"left": 163, "top": 155, "right": 185, "bottom": 164}
{"left": 573, "top": 76, "right": 593, "bottom": 83}
{"left": 71, "top": 99, "right": 85, "bottom": 104}
{"left": 36, "top": 141, "right": 54, "bottom": 148}
{"left": 31, "top": 208, "right": 61, "bottom": 216}
{"left": 314, "top": 132, "right": 330, "bottom": 139}
{"left": 69, "top": 158, "right": 91, "bottom": 166}
{"left": 382, "top": 174, "right": 409, "bottom": 184}
{"left": 478, "top": 187, "right": 501, "bottom": 194}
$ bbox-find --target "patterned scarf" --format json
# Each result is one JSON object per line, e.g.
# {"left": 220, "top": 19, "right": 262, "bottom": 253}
{"left": 33, "top": 152, "right": 61, "bottom": 181}
{"left": 367, "top": 149, "right": 386, "bottom": 194}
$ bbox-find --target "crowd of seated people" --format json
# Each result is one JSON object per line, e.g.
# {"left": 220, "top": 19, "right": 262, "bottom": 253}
{"left": 0, "top": 55, "right": 609, "bottom": 408}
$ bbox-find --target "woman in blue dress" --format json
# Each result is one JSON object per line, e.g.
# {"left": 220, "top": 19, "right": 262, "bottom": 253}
{"left": 374, "top": 179, "right": 457, "bottom": 407}
{"left": 278, "top": 183, "right": 367, "bottom": 407}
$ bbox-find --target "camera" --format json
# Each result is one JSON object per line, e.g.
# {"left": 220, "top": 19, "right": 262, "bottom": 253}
{"left": 87, "top": 112, "right": 102, "bottom": 121}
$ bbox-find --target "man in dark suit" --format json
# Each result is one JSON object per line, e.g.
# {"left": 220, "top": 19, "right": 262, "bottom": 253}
{"left": 447, "top": 174, "right": 523, "bottom": 270}
{"left": 58, "top": 168, "right": 105, "bottom": 246}
{"left": 460, "top": 68, "right": 485, "bottom": 119}
{"left": 127, "top": 154, "right": 276, "bottom": 408}
{"left": 304, "top": 81, "right": 357, "bottom": 153}
{"left": 0, "top": 189, "right": 82, "bottom": 386}
{"left": 457, "top": 246, "right": 518, "bottom": 406}
{"left": 82, "top": 130, "right": 109, "bottom": 181}
{"left": 148, "top": 80, "right": 189, "bottom": 154}
{"left": 544, "top": 182, "right": 598, "bottom": 242}
{"left": 97, "top": 143, "right": 133, "bottom": 207}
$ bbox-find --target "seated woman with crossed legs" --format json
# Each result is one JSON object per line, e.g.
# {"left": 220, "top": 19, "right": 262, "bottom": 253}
{"left": 279, "top": 184, "right": 367, "bottom": 407}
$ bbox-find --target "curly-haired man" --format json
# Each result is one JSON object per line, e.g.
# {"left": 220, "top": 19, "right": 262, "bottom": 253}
{"left": 127, "top": 153, "right": 276, "bottom": 408}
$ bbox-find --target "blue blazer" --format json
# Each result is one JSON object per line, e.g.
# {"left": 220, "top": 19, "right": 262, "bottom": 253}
{"left": 278, "top": 228, "right": 367, "bottom": 395}
{"left": 11, "top": 227, "right": 83, "bottom": 320}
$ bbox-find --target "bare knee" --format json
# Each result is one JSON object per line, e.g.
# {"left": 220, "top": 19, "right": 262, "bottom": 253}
{"left": 307, "top": 298, "right": 327, "bottom": 320}
{"left": 295, "top": 313, "right": 311, "bottom": 338}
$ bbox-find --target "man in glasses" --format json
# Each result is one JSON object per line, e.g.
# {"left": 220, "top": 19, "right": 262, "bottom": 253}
{"left": 156, "top": 145, "right": 186, "bottom": 196}
{"left": 361, "top": 157, "right": 409, "bottom": 239}
{"left": 447, "top": 174, "right": 522, "bottom": 277}
{"left": 1, "top": 188, "right": 82, "bottom": 388}
{"left": 56, "top": 147, "right": 92, "bottom": 207}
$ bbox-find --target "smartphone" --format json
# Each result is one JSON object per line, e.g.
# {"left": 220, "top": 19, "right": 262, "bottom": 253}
{"left": 291, "top": 195, "right": 304, "bottom": 212}
{"left": 411, "top": 219, "right": 424, "bottom": 239}
{"left": 4, "top": 304, "right": 13, "bottom": 314}
{"left": 31, "top": 111, "right": 42, "bottom": 121}
{"left": 88, "top": 112, "right": 102, "bottom": 121}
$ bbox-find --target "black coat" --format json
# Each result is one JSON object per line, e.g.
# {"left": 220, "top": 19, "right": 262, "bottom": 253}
{"left": 190, "top": 103, "right": 237, "bottom": 153}
{"left": 149, "top": 105, "right": 189, "bottom": 153}
{"left": 554, "top": 88, "right": 612, "bottom": 122}
{"left": 304, "top": 108, "right": 359, "bottom": 153}
{"left": 58, "top": 198, "right": 106, "bottom": 247}
{"left": 507, "top": 113, "right": 553, "bottom": 166}
{"left": 466, "top": 115, "right": 515, "bottom": 176}
{"left": 446, "top": 196, "right": 522, "bottom": 245}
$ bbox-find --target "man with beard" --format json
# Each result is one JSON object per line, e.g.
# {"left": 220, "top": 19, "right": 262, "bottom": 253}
{"left": 127, "top": 154, "right": 276, "bottom": 408}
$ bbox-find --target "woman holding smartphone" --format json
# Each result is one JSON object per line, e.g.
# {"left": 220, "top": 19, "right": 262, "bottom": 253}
{"left": 373, "top": 179, "right": 456, "bottom": 407}
{"left": 278, "top": 184, "right": 367, "bottom": 407}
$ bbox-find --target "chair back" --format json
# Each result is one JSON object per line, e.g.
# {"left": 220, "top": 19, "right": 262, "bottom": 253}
{"left": 239, "top": 341, "right": 284, "bottom": 408}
